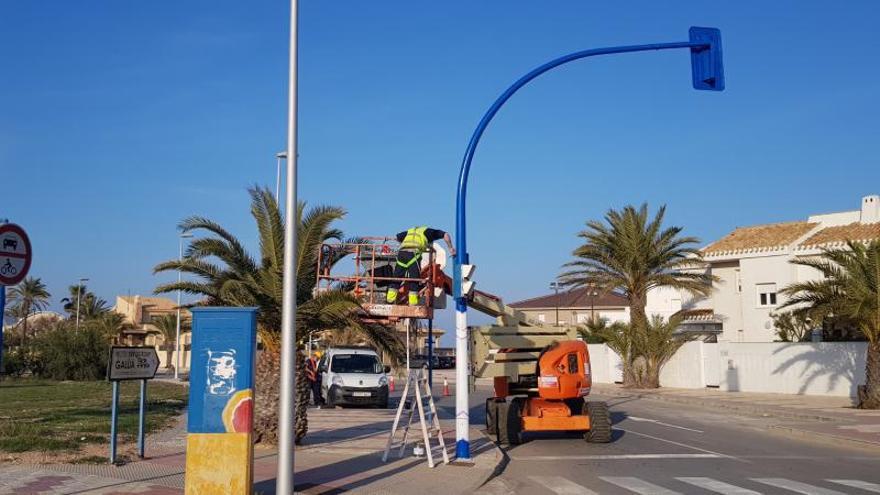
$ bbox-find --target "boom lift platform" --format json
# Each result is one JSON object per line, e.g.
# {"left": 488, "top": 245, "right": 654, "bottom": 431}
{"left": 315, "top": 239, "right": 443, "bottom": 322}
{"left": 317, "top": 239, "right": 611, "bottom": 445}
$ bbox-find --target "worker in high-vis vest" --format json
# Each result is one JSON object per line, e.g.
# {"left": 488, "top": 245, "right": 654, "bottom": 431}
{"left": 387, "top": 226, "right": 456, "bottom": 305}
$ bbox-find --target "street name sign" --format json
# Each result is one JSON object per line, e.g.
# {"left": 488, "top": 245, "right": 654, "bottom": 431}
{"left": 108, "top": 346, "right": 160, "bottom": 381}
{"left": 0, "top": 223, "right": 32, "bottom": 286}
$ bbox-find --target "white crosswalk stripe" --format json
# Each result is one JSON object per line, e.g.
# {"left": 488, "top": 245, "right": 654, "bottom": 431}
{"left": 676, "top": 477, "right": 762, "bottom": 494}
{"left": 751, "top": 478, "right": 847, "bottom": 495}
{"left": 827, "top": 480, "right": 880, "bottom": 493}
{"left": 528, "top": 476, "right": 598, "bottom": 495}
{"left": 522, "top": 475, "right": 880, "bottom": 495}
{"left": 599, "top": 476, "right": 682, "bottom": 495}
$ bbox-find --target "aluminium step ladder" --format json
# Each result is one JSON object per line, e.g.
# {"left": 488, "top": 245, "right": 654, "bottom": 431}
{"left": 382, "top": 368, "right": 449, "bottom": 468}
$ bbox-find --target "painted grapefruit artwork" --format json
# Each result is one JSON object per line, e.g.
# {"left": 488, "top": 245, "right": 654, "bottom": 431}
{"left": 222, "top": 389, "right": 254, "bottom": 433}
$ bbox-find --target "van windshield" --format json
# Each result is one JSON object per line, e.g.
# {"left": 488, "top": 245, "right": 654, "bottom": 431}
{"left": 330, "top": 354, "right": 382, "bottom": 374}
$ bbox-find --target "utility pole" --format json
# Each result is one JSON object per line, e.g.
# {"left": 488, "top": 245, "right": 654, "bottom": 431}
{"left": 175, "top": 233, "right": 193, "bottom": 380}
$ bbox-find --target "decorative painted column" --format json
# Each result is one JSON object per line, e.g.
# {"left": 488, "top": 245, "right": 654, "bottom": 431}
{"left": 185, "top": 307, "right": 258, "bottom": 495}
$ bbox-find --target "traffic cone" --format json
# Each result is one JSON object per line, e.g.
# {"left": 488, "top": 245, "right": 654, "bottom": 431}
{"left": 443, "top": 377, "right": 450, "bottom": 397}
{"left": 389, "top": 375, "right": 395, "bottom": 392}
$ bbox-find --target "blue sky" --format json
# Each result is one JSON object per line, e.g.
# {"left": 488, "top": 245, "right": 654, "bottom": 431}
{"left": 2, "top": 1, "right": 879, "bottom": 345}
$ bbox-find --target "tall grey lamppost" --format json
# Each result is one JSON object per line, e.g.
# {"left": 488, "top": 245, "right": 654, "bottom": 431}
{"left": 75, "top": 277, "right": 89, "bottom": 331}
{"left": 277, "top": 0, "right": 299, "bottom": 491}
{"left": 175, "top": 233, "right": 194, "bottom": 380}
{"left": 549, "top": 281, "right": 562, "bottom": 326}
{"left": 275, "top": 151, "right": 287, "bottom": 201}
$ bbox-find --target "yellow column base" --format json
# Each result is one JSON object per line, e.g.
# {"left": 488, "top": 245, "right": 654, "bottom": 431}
{"left": 185, "top": 433, "right": 253, "bottom": 495}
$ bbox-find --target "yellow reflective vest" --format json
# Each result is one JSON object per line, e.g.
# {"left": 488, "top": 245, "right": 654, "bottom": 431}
{"left": 400, "top": 226, "right": 429, "bottom": 253}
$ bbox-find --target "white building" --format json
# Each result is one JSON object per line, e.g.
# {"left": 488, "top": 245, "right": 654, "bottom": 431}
{"left": 688, "top": 195, "right": 880, "bottom": 342}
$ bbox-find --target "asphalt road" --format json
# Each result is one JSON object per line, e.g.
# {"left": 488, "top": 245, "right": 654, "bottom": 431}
{"left": 427, "top": 376, "right": 880, "bottom": 495}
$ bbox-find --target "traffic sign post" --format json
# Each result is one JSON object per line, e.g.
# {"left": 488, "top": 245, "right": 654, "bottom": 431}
{"left": 0, "top": 222, "right": 32, "bottom": 378}
{"left": 107, "top": 346, "right": 159, "bottom": 464}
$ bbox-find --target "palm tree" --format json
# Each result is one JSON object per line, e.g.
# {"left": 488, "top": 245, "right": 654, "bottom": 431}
{"left": 88, "top": 312, "right": 130, "bottom": 344}
{"left": 781, "top": 240, "right": 880, "bottom": 409}
{"left": 7, "top": 277, "right": 51, "bottom": 348}
{"left": 151, "top": 314, "right": 190, "bottom": 370}
{"left": 560, "top": 204, "right": 714, "bottom": 387}
{"left": 154, "top": 186, "right": 404, "bottom": 443}
{"left": 60, "top": 284, "right": 109, "bottom": 322}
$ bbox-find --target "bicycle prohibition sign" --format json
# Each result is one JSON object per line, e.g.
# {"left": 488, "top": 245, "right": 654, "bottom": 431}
{"left": 0, "top": 223, "right": 32, "bottom": 286}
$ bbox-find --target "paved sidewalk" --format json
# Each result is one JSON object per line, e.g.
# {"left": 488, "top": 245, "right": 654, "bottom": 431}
{"left": 0, "top": 407, "right": 502, "bottom": 494}
{"left": 592, "top": 383, "right": 880, "bottom": 448}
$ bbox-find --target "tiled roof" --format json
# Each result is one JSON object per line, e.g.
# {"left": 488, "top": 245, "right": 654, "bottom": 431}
{"left": 510, "top": 288, "right": 629, "bottom": 309}
{"left": 674, "top": 308, "right": 720, "bottom": 323}
{"left": 118, "top": 295, "right": 178, "bottom": 310}
{"left": 797, "top": 222, "right": 880, "bottom": 250}
{"left": 703, "top": 221, "right": 818, "bottom": 256}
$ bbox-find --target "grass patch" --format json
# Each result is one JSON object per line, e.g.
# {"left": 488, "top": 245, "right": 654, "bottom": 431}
{"left": 0, "top": 378, "right": 187, "bottom": 455}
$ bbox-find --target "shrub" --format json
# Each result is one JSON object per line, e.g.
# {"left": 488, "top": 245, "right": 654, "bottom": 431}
{"left": 31, "top": 323, "right": 110, "bottom": 380}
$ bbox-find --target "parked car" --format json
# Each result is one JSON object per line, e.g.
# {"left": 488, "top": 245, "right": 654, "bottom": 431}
{"left": 438, "top": 356, "right": 455, "bottom": 369}
{"left": 409, "top": 354, "right": 439, "bottom": 369}
{"left": 319, "top": 347, "right": 390, "bottom": 408}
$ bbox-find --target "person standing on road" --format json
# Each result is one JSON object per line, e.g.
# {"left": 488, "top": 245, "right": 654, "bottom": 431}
{"left": 306, "top": 352, "right": 323, "bottom": 408}
{"left": 386, "top": 226, "right": 456, "bottom": 306}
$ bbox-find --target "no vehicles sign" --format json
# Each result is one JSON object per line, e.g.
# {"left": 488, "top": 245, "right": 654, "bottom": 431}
{"left": 108, "top": 347, "right": 160, "bottom": 381}
{"left": 0, "top": 223, "right": 32, "bottom": 286}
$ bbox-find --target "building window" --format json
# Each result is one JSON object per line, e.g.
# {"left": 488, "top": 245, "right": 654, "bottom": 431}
{"left": 757, "top": 283, "right": 777, "bottom": 307}
{"left": 537, "top": 313, "right": 546, "bottom": 323}
{"left": 735, "top": 269, "right": 742, "bottom": 293}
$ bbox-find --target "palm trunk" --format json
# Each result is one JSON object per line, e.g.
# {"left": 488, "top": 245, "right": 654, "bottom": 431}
{"left": 859, "top": 342, "right": 880, "bottom": 409}
{"left": 254, "top": 347, "right": 281, "bottom": 444}
{"left": 253, "top": 346, "right": 312, "bottom": 444}
{"left": 21, "top": 313, "right": 28, "bottom": 349}
{"left": 625, "top": 293, "right": 648, "bottom": 388}
{"left": 165, "top": 347, "right": 174, "bottom": 371}
{"left": 643, "top": 359, "right": 661, "bottom": 389}
{"left": 294, "top": 353, "right": 310, "bottom": 444}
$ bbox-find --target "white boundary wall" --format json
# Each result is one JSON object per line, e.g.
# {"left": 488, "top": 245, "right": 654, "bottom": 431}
{"left": 588, "top": 341, "right": 867, "bottom": 398}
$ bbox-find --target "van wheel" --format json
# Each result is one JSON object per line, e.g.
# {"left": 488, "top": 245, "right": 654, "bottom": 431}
{"left": 584, "top": 401, "right": 612, "bottom": 443}
{"left": 498, "top": 397, "right": 524, "bottom": 445}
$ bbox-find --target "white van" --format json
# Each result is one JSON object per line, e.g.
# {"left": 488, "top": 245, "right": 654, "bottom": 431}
{"left": 318, "top": 347, "right": 390, "bottom": 408}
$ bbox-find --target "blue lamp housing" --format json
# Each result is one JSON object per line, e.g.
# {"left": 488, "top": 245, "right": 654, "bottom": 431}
{"left": 689, "top": 27, "right": 724, "bottom": 91}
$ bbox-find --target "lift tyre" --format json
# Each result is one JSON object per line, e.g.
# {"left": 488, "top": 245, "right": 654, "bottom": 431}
{"left": 584, "top": 401, "right": 612, "bottom": 443}
{"left": 485, "top": 398, "right": 499, "bottom": 434}
{"left": 496, "top": 399, "right": 524, "bottom": 445}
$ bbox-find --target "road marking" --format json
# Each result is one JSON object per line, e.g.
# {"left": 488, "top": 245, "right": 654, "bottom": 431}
{"left": 627, "top": 416, "right": 704, "bottom": 433}
{"left": 751, "top": 478, "right": 847, "bottom": 495}
{"left": 599, "top": 476, "right": 682, "bottom": 495}
{"left": 528, "top": 476, "right": 598, "bottom": 495}
{"left": 617, "top": 427, "right": 738, "bottom": 460}
{"left": 511, "top": 453, "right": 720, "bottom": 461}
{"left": 677, "top": 477, "right": 762, "bottom": 494}
{"left": 827, "top": 480, "right": 880, "bottom": 493}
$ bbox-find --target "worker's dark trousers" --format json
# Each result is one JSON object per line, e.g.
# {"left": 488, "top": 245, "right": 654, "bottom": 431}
{"left": 393, "top": 250, "right": 421, "bottom": 292}
{"left": 310, "top": 377, "right": 323, "bottom": 405}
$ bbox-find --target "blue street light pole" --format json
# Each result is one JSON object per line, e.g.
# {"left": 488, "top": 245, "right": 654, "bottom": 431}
{"left": 452, "top": 27, "right": 724, "bottom": 460}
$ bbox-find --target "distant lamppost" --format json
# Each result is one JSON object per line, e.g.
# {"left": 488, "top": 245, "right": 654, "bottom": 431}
{"left": 175, "top": 233, "right": 194, "bottom": 380}
{"left": 75, "top": 277, "right": 89, "bottom": 331}
{"left": 589, "top": 287, "right": 599, "bottom": 323}
{"left": 275, "top": 151, "right": 287, "bottom": 201}
{"left": 549, "top": 281, "right": 562, "bottom": 326}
